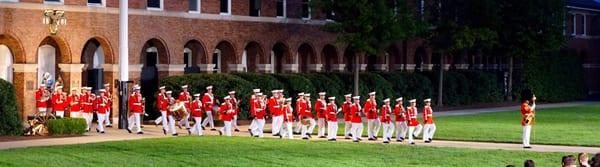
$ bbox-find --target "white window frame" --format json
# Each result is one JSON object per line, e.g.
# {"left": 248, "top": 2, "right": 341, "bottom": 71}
{"left": 147, "top": 0, "right": 164, "bottom": 11}
{"left": 276, "top": 0, "right": 286, "bottom": 18}
{"left": 189, "top": 0, "right": 201, "bottom": 13}
{"left": 184, "top": 48, "right": 193, "bottom": 67}
{"left": 87, "top": 0, "right": 106, "bottom": 7}
{"left": 43, "top": 0, "right": 64, "bottom": 5}
{"left": 583, "top": 14, "right": 587, "bottom": 36}
{"left": 220, "top": 0, "right": 232, "bottom": 15}
{"left": 0, "top": 0, "right": 19, "bottom": 3}
{"left": 301, "top": 0, "right": 311, "bottom": 20}
{"left": 572, "top": 13, "right": 577, "bottom": 36}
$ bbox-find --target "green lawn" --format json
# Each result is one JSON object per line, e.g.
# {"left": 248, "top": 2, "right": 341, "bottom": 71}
{"left": 0, "top": 136, "right": 567, "bottom": 166}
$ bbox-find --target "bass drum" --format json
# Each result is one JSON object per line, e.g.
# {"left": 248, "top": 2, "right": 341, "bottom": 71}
{"left": 169, "top": 102, "right": 189, "bottom": 121}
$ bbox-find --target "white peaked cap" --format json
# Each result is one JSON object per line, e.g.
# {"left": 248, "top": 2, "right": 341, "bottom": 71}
{"left": 206, "top": 85, "right": 213, "bottom": 90}
{"left": 104, "top": 83, "right": 110, "bottom": 86}
{"left": 298, "top": 92, "right": 305, "bottom": 96}
{"left": 409, "top": 99, "right": 416, "bottom": 103}
{"left": 56, "top": 86, "right": 63, "bottom": 89}
{"left": 328, "top": 97, "right": 336, "bottom": 100}
{"left": 224, "top": 96, "right": 231, "bottom": 100}
{"left": 181, "top": 85, "right": 188, "bottom": 89}
{"left": 304, "top": 93, "right": 311, "bottom": 97}
{"left": 344, "top": 94, "right": 352, "bottom": 98}
{"left": 424, "top": 98, "right": 431, "bottom": 102}
{"left": 319, "top": 92, "right": 326, "bottom": 96}
{"left": 39, "top": 83, "right": 46, "bottom": 87}
{"left": 352, "top": 96, "right": 360, "bottom": 100}
{"left": 229, "top": 91, "right": 236, "bottom": 94}
{"left": 256, "top": 93, "right": 263, "bottom": 96}
{"left": 99, "top": 89, "right": 106, "bottom": 92}
{"left": 368, "top": 92, "right": 376, "bottom": 96}
{"left": 396, "top": 97, "right": 403, "bottom": 102}
{"left": 166, "top": 91, "right": 172, "bottom": 94}
{"left": 253, "top": 89, "right": 261, "bottom": 93}
{"left": 286, "top": 98, "right": 292, "bottom": 102}
{"left": 193, "top": 94, "right": 201, "bottom": 97}
{"left": 383, "top": 98, "right": 390, "bottom": 102}
{"left": 71, "top": 87, "right": 78, "bottom": 91}
{"left": 159, "top": 86, "right": 166, "bottom": 90}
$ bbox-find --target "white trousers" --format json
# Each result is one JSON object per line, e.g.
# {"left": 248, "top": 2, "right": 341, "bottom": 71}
{"left": 220, "top": 121, "right": 232, "bottom": 136}
{"left": 423, "top": 124, "right": 437, "bottom": 141}
{"left": 301, "top": 118, "right": 317, "bottom": 138}
{"left": 294, "top": 120, "right": 303, "bottom": 133}
{"left": 232, "top": 115, "right": 239, "bottom": 130}
{"left": 395, "top": 121, "right": 408, "bottom": 140}
{"left": 317, "top": 118, "right": 326, "bottom": 137}
{"left": 367, "top": 119, "right": 381, "bottom": 138}
{"left": 249, "top": 118, "right": 257, "bottom": 130}
{"left": 104, "top": 109, "right": 111, "bottom": 125}
{"left": 155, "top": 111, "right": 168, "bottom": 131}
{"left": 523, "top": 125, "right": 531, "bottom": 147}
{"left": 38, "top": 108, "right": 47, "bottom": 116}
{"left": 413, "top": 124, "right": 423, "bottom": 137}
{"left": 70, "top": 111, "right": 80, "bottom": 118}
{"left": 202, "top": 111, "right": 215, "bottom": 129}
{"left": 281, "top": 122, "right": 294, "bottom": 139}
{"left": 344, "top": 121, "right": 352, "bottom": 138}
{"left": 327, "top": 121, "right": 338, "bottom": 140}
{"left": 55, "top": 111, "right": 64, "bottom": 118}
{"left": 192, "top": 117, "right": 203, "bottom": 136}
{"left": 179, "top": 110, "right": 191, "bottom": 129}
{"left": 382, "top": 122, "right": 395, "bottom": 142}
{"left": 168, "top": 115, "right": 177, "bottom": 134}
{"left": 128, "top": 113, "right": 142, "bottom": 132}
{"left": 351, "top": 123, "right": 364, "bottom": 141}
{"left": 272, "top": 115, "right": 284, "bottom": 135}
{"left": 252, "top": 119, "right": 266, "bottom": 137}
{"left": 408, "top": 126, "right": 416, "bottom": 143}
{"left": 96, "top": 113, "right": 105, "bottom": 132}
{"left": 83, "top": 112, "right": 92, "bottom": 130}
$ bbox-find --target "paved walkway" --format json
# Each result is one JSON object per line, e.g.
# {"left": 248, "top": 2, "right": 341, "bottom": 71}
{"left": 1, "top": 102, "right": 598, "bottom": 153}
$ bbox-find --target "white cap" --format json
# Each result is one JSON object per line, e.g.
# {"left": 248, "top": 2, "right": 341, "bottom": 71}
{"left": 383, "top": 98, "right": 390, "bottom": 102}
{"left": 229, "top": 91, "right": 236, "bottom": 94}
{"left": 181, "top": 85, "right": 188, "bottom": 89}
{"left": 304, "top": 93, "right": 311, "bottom": 97}
{"left": 159, "top": 86, "right": 166, "bottom": 90}
{"left": 424, "top": 98, "right": 431, "bottom": 102}
{"left": 298, "top": 92, "right": 305, "bottom": 96}
{"left": 368, "top": 92, "right": 376, "bottom": 96}
{"left": 99, "top": 89, "right": 106, "bottom": 92}
{"left": 253, "top": 89, "right": 261, "bottom": 93}
{"left": 286, "top": 98, "right": 292, "bottom": 102}
{"left": 39, "top": 83, "right": 46, "bottom": 87}
{"left": 409, "top": 99, "right": 416, "bottom": 103}
{"left": 396, "top": 97, "right": 403, "bottom": 102}
{"left": 328, "top": 97, "right": 336, "bottom": 100}
{"left": 56, "top": 86, "right": 63, "bottom": 89}
{"left": 71, "top": 87, "right": 78, "bottom": 91}
{"left": 271, "top": 90, "right": 278, "bottom": 93}
{"left": 206, "top": 85, "right": 213, "bottom": 90}
{"left": 104, "top": 83, "right": 110, "bottom": 87}
{"left": 344, "top": 94, "right": 352, "bottom": 98}
{"left": 224, "top": 96, "right": 231, "bottom": 100}
{"left": 256, "top": 93, "right": 263, "bottom": 96}
{"left": 166, "top": 91, "right": 172, "bottom": 94}
{"left": 277, "top": 89, "right": 284, "bottom": 93}
{"left": 318, "top": 92, "right": 326, "bottom": 96}
{"left": 352, "top": 96, "right": 360, "bottom": 100}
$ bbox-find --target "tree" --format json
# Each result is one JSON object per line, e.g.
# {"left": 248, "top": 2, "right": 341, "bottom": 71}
{"left": 497, "top": 0, "right": 565, "bottom": 101}
{"left": 313, "top": 0, "right": 424, "bottom": 95}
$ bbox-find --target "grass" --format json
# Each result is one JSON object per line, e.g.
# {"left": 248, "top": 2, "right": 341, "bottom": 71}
{"left": 0, "top": 136, "right": 568, "bottom": 166}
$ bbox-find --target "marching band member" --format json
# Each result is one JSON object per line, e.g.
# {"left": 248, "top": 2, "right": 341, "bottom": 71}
{"left": 364, "top": 92, "right": 380, "bottom": 140}
{"left": 251, "top": 93, "right": 266, "bottom": 137}
{"left": 103, "top": 83, "right": 113, "bottom": 127}
{"left": 229, "top": 91, "right": 241, "bottom": 132}
{"left": 248, "top": 89, "right": 260, "bottom": 132}
{"left": 521, "top": 95, "right": 536, "bottom": 149}
{"left": 380, "top": 98, "right": 394, "bottom": 143}
{"left": 218, "top": 96, "right": 234, "bottom": 137}
{"left": 35, "top": 84, "right": 49, "bottom": 116}
{"left": 166, "top": 91, "right": 178, "bottom": 136}
{"left": 67, "top": 87, "right": 81, "bottom": 118}
{"left": 82, "top": 87, "right": 95, "bottom": 131}
{"left": 51, "top": 86, "right": 66, "bottom": 118}
{"left": 422, "top": 98, "right": 436, "bottom": 143}
{"left": 154, "top": 86, "right": 168, "bottom": 133}
{"left": 269, "top": 90, "right": 284, "bottom": 136}
{"left": 127, "top": 85, "right": 144, "bottom": 134}
{"left": 393, "top": 97, "right": 407, "bottom": 142}
{"left": 326, "top": 97, "right": 338, "bottom": 141}
{"left": 178, "top": 85, "right": 192, "bottom": 132}
{"left": 315, "top": 92, "right": 327, "bottom": 138}
{"left": 281, "top": 98, "right": 294, "bottom": 139}
{"left": 342, "top": 94, "right": 353, "bottom": 139}
{"left": 293, "top": 92, "right": 305, "bottom": 134}
{"left": 95, "top": 89, "right": 109, "bottom": 134}
{"left": 350, "top": 96, "right": 364, "bottom": 142}
{"left": 190, "top": 94, "right": 204, "bottom": 136}
{"left": 300, "top": 93, "right": 316, "bottom": 140}
{"left": 407, "top": 99, "right": 418, "bottom": 144}
{"left": 201, "top": 86, "right": 216, "bottom": 131}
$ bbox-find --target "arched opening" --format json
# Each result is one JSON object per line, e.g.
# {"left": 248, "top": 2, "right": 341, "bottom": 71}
{"left": 321, "top": 44, "right": 338, "bottom": 72}
{"left": 140, "top": 38, "right": 168, "bottom": 116}
{"left": 298, "top": 43, "right": 316, "bottom": 72}
{"left": 184, "top": 40, "right": 206, "bottom": 74}
{"left": 37, "top": 37, "right": 67, "bottom": 88}
{"left": 0, "top": 45, "right": 13, "bottom": 83}
{"left": 344, "top": 47, "right": 356, "bottom": 72}
{"left": 415, "top": 47, "right": 426, "bottom": 71}
{"left": 244, "top": 41, "right": 263, "bottom": 72}
{"left": 272, "top": 42, "right": 289, "bottom": 73}
{"left": 81, "top": 39, "right": 105, "bottom": 93}
{"left": 214, "top": 41, "right": 235, "bottom": 73}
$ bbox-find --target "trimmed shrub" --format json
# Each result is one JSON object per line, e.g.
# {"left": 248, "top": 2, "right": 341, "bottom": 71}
{"left": 379, "top": 72, "right": 434, "bottom": 106}
{"left": 459, "top": 70, "right": 503, "bottom": 103}
{"left": 47, "top": 118, "right": 87, "bottom": 135}
{"left": 233, "top": 73, "right": 285, "bottom": 93}
{"left": 272, "top": 74, "right": 316, "bottom": 100}
{"left": 0, "top": 79, "right": 22, "bottom": 136}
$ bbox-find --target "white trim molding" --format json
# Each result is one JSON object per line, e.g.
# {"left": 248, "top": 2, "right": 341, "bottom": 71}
{"left": 58, "top": 63, "right": 85, "bottom": 72}
{"left": 256, "top": 64, "right": 273, "bottom": 73}
{"left": 128, "top": 64, "right": 143, "bottom": 72}
{"left": 227, "top": 64, "right": 246, "bottom": 72}
{"left": 455, "top": 64, "right": 469, "bottom": 70}
{"left": 330, "top": 64, "right": 346, "bottom": 72}
{"left": 12, "top": 64, "right": 37, "bottom": 73}
{"left": 373, "top": 64, "right": 388, "bottom": 71}
{"left": 307, "top": 64, "right": 323, "bottom": 72}
{"left": 156, "top": 64, "right": 186, "bottom": 72}
{"left": 282, "top": 64, "right": 299, "bottom": 73}
{"left": 423, "top": 64, "right": 434, "bottom": 70}
{"left": 583, "top": 64, "right": 600, "bottom": 69}
{"left": 405, "top": 64, "right": 416, "bottom": 71}
{"left": 198, "top": 64, "right": 216, "bottom": 72}
{"left": 102, "top": 64, "right": 119, "bottom": 72}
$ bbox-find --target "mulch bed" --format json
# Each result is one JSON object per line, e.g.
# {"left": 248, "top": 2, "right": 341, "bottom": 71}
{"left": 0, "top": 135, "right": 82, "bottom": 142}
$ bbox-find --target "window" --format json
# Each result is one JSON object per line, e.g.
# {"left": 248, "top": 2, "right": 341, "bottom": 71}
{"left": 87, "top": 0, "right": 104, "bottom": 7}
{"left": 220, "top": 0, "right": 231, "bottom": 15}
{"left": 147, "top": 0, "right": 163, "bottom": 10}
{"left": 189, "top": 0, "right": 200, "bottom": 13}
{"left": 249, "top": 0, "right": 261, "bottom": 17}
{"left": 301, "top": 0, "right": 310, "bottom": 19}
{"left": 276, "top": 0, "right": 285, "bottom": 17}
{"left": 44, "top": 0, "right": 63, "bottom": 4}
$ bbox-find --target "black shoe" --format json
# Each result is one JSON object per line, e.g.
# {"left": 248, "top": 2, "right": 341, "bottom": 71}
{"left": 358, "top": 138, "right": 363, "bottom": 141}
{"left": 345, "top": 137, "right": 351, "bottom": 139}
{"left": 353, "top": 140, "right": 359, "bottom": 143}
{"left": 413, "top": 135, "right": 417, "bottom": 139}
{"left": 383, "top": 141, "right": 389, "bottom": 144}
{"left": 106, "top": 125, "right": 113, "bottom": 128}
{"left": 387, "top": 137, "right": 391, "bottom": 141}
{"left": 279, "top": 135, "right": 283, "bottom": 139}
{"left": 328, "top": 139, "right": 335, "bottom": 141}
{"left": 424, "top": 140, "right": 431, "bottom": 143}
{"left": 137, "top": 131, "right": 144, "bottom": 135}
{"left": 86, "top": 129, "right": 89, "bottom": 132}
{"left": 374, "top": 137, "right": 378, "bottom": 140}
{"left": 202, "top": 126, "right": 205, "bottom": 130}
{"left": 302, "top": 137, "right": 309, "bottom": 140}
{"left": 173, "top": 133, "right": 178, "bottom": 136}
{"left": 248, "top": 129, "right": 252, "bottom": 132}
{"left": 250, "top": 132, "right": 254, "bottom": 137}
{"left": 523, "top": 146, "right": 532, "bottom": 149}
{"left": 349, "top": 134, "right": 353, "bottom": 137}
{"left": 188, "top": 129, "right": 191, "bottom": 135}
{"left": 140, "top": 125, "right": 144, "bottom": 128}
{"left": 218, "top": 131, "right": 223, "bottom": 136}
{"left": 273, "top": 133, "right": 281, "bottom": 137}
{"left": 429, "top": 138, "right": 432, "bottom": 141}
{"left": 211, "top": 128, "right": 216, "bottom": 131}
{"left": 100, "top": 131, "right": 105, "bottom": 134}
{"left": 254, "top": 135, "right": 259, "bottom": 138}
{"left": 163, "top": 129, "right": 167, "bottom": 135}
{"left": 368, "top": 138, "right": 375, "bottom": 141}
{"left": 235, "top": 129, "right": 240, "bottom": 132}
{"left": 319, "top": 136, "right": 326, "bottom": 139}
{"left": 410, "top": 142, "right": 415, "bottom": 145}
{"left": 396, "top": 139, "right": 403, "bottom": 142}
{"left": 400, "top": 137, "right": 405, "bottom": 140}
{"left": 306, "top": 133, "right": 312, "bottom": 138}
{"left": 96, "top": 129, "right": 100, "bottom": 133}
{"left": 177, "top": 125, "right": 182, "bottom": 129}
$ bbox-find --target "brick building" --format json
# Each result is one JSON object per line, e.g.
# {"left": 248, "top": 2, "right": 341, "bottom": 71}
{"left": 0, "top": 0, "right": 596, "bottom": 120}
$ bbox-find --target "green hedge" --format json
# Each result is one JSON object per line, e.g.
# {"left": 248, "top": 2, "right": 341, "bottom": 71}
{"left": 0, "top": 79, "right": 22, "bottom": 136}
{"left": 522, "top": 50, "right": 585, "bottom": 102}
{"left": 379, "top": 72, "right": 434, "bottom": 106}
{"left": 47, "top": 118, "right": 87, "bottom": 135}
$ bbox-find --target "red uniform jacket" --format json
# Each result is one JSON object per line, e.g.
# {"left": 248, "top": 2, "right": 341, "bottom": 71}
{"left": 326, "top": 103, "right": 337, "bottom": 122}
{"left": 423, "top": 106, "right": 434, "bottom": 124}
{"left": 393, "top": 104, "right": 405, "bottom": 122}
{"left": 219, "top": 102, "right": 233, "bottom": 121}
{"left": 202, "top": 93, "right": 214, "bottom": 113}
{"left": 35, "top": 89, "right": 48, "bottom": 108}
{"left": 178, "top": 91, "right": 191, "bottom": 109}
{"left": 407, "top": 106, "right": 419, "bottom": 126}
{"left": 342, "top": 101, "right": 352, "bottom": 122}
{"left": 68, "top": 94, "right": 81, "bottom": 112}
{"left": 364, "top": 99, "right": 378, "bottom": 119}
{"left": 249, "top": 96, "right": 256, "bottom": 117}
{"left": 298, "top": 100, "right": 312, "bottom": 119}
{"left": 190, "top": 100, "right": 203, "bottom": 117}
{"left": 315, "top": 99, "right": 327, "bottom": 118}
{"left": 520, "top": 102, "right": 535, "bottom": 126}
{"left": 82, "top": 93, "right": 95, "bottom": 113}
{"left": 268, "top": 97, "right": 283, "bottom": 116}
{"left": 230, "top": 97, "right": 239, "bottom": 116}
{"left": 129, "top": 93, "right": 143, "bottom": 113}
{"left": 254, "top": 100, "right": 266, "bottom": 119}
{"left": 52, "top": 93, "right": 66, "bottom": 111}
{"left": 283, "top": 105, "right": 294, "bottom": 122}
{"left": 157, "top": 94, "right": 168, "bottom": 112}
{"left": 350, "top": 103, "right": 362, "bottom": 123}
{"left": 96, "top": 95, "right": 109, "bottom": 114}
{"left": 380, "top": 105, "right": 392, "bottom": 124}
{"left": 156, "top": 93, "right": 165, "bottom": 110}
